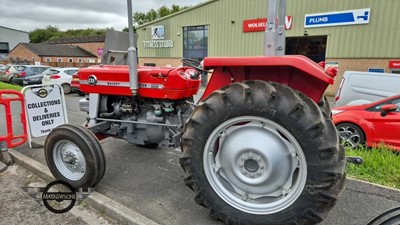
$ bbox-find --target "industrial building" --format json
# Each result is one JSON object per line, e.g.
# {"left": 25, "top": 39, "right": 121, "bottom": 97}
{"left": 0, "top": 26, "right": 29, "bottom": 60}
{"left": 135, "top": 0, "right": 400, "bottom": 94}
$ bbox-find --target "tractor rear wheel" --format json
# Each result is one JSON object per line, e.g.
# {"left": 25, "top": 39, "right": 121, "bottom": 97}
{"left": 180, "top": 81, "right": 346, "bottom": 225}
{"left": 45, "top": 124, "right": 106, "bottom": 188}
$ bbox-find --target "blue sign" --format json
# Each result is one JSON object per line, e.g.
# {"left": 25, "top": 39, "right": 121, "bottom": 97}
{"left": 368, "top": 68, "right": 385, "bottom": 73}
{"left": 305, "top": 8, "right": 370, "bottom": 28}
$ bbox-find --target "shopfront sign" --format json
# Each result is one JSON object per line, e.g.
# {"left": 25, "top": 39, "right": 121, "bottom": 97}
{"left": 143, "top": 40, "right": 174, "bottom": 48}
{"left": 389, "top": 60, "right": 400, "bottom": 69}
{"left": 368, "top": 68, "right": 385, "bottom": 73}
{"left": 304, "top": 8, "right": 370, "bottom": 28}
{"left": 243, "top": 16, "right": 292, "bottom": 32}
{"left": 151, "top": 25, "right": 165, "bottom": 39}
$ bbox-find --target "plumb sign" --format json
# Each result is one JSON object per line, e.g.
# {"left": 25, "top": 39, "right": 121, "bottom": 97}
{"left": 22, "top": 84, "right": 68, "bottom": 139}
{"left": 305, "top": 8, "right": 370, "bottom": 28}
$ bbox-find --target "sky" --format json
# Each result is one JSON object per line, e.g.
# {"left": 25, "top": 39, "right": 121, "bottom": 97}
{"left": 0, "top": 0, "right": 203, "bottom": 32}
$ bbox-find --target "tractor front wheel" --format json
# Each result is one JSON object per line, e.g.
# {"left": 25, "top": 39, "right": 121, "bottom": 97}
{"left": 180, "top": 81, "right": 346, "bottom": 225}
{"left": 45, "top": 124, "right": 106, "bottom": 188}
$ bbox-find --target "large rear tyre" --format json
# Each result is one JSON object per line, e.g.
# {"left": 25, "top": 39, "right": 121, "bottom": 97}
{"left": 368, "top": 207, "right": 400, "bottom": 225}
{"left": 45, "top": 124, "right": 106, "bottom": 188}
{"left": 180, "top": 81, "right": 346, "bottom": 225}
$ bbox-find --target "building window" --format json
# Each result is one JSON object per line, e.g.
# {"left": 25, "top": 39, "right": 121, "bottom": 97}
{"left": 183, "top": 25, "right": 208, "bottom": 59}
{"left": 0, "top": 42, "right": 9, "bottom": 53}
{"left": 68, "top": 58, "right": 73, "bottom": 63}
{"left": 78, "top": 58, "right": 83, "bottom": 63}
{"left": 45, "top": 58, "right": 51, "bottom": 62}
{"left": 87, "top": 58, "right": 95, "bottom": 63}
{"left": 57, "top": 58, "right": 63, "bottom": 62}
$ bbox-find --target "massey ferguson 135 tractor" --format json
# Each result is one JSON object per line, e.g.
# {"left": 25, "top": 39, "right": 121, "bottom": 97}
{"left": 44, "top": 0, "right": 346, "bottom": 224}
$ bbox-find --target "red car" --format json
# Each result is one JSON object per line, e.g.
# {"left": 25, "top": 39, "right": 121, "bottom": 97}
{"left": 332, "top": 94, "right": 400, "bottom": 151}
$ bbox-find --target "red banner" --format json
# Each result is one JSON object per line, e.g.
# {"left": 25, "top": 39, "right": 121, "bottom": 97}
{"left": 389, "top": 60, "right": 400, "bottom": 69}
{"left": 243, "top": 16, "right": 292, "bottom": 33}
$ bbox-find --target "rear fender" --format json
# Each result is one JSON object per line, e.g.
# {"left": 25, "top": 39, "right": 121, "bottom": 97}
{"left": 201, "top": 55, "right": 334, "bottom": 103}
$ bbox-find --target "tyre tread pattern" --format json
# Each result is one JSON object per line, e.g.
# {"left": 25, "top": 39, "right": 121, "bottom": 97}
{"left": 180, "top": 81, "right": 346, "bottom": 225}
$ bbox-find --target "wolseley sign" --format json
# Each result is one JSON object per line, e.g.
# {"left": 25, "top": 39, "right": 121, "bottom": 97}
{"left": 389, "top": 60, "right": 400, "bottom": 69}
{"left": 243, "top": 16, "right": 293, "bottom": 32}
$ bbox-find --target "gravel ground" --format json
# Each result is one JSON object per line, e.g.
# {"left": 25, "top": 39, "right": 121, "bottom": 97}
{"left": 0, "top": 164, "right": 110, "bottom": 225}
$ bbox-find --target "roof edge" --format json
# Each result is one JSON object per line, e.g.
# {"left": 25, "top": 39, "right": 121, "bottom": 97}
{"left": 0, "top": 26, "right": 29, "bottom": 34}
{"left": 135, "top": 0, "right": 218, "bottom": 28}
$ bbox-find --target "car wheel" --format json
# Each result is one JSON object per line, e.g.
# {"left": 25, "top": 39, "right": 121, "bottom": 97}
{"left": 336, "top": 123, "right": 366, "bottom": 149}
{"left": 8, "top": 76, "right": 14, "bottom": 83}
{"left": 62, "top": 83, "right": 71, "bottom": 94}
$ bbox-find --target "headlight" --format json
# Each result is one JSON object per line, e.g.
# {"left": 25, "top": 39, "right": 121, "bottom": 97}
{"left": 331, "top": 110, "right": 344, "bottom": 115}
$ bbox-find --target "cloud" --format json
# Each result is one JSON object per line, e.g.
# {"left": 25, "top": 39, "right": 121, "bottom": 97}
{"left": 0, "top": 0, "right": 202, "bottom": 32}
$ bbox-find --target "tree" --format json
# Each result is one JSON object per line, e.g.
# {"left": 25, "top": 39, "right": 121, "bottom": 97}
{"left": 29, "top": 27, "right": 112, "bottom": 43}
{"left": 29, "top": 25, "right": 60, "bottom": 43}
{"left": 132, "top": 4, "right": 188, "bottom": 25}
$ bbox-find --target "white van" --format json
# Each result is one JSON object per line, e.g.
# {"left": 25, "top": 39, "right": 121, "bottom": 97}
{"left": 333, "top": 71, "right": 400, "bottom": 107}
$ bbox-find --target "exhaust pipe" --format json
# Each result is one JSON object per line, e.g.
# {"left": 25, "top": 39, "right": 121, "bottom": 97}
{"left": 127, "top": 0, "right": 138, "bottom": 95}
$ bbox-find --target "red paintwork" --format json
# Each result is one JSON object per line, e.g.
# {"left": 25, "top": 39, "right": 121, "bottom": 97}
{"left": 0, "top": 90, "right": 27, "bottom": 148}
{"left": 332, "top": 95, "right": 400, "bottom": 151}
{"left": 79, "top": 65, "right": 200, "bottom": 99}
{"left": 202, "top": 55, "right": 334, "bottom": 102}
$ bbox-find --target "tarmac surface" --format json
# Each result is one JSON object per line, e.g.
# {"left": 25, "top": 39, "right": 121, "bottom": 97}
{"left": 0, "top": 164, "right": 112, "bottom": 225}
{"left": 1, "top": 92, "right": 400, "bottom": 225}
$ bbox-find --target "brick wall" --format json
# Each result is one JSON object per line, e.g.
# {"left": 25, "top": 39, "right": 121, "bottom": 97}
{"left": 139, "top": 57, "right": 400, "bottom": 97}
{"left": 139, "top": 57, "right": 182, "bottom": 67}
{"left": 7, "top": 44, "right": 40, "bottom": 62}
{"left": 7, "top": 44, "right": 97, "bottom": 67}
{"left": 324, "top": 58, "right": 399, "bottom": 96}
{"left": 59, "top": 42, "right": 104, "bottom": 62}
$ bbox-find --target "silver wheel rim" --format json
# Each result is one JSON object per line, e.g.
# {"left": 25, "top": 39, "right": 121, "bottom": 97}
{"left": 337, "top": 125, "right": 361, "bottom": 148}
{"left": 53, "top": 140, "right": 86, "bottom": 181}
{"left": 203, "top": 116, "right": 307, "bottom": 215}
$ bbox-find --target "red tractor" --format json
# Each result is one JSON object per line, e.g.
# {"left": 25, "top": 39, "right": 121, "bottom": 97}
{"left": 44, "top": 0, "right": 345, "bottom": 224}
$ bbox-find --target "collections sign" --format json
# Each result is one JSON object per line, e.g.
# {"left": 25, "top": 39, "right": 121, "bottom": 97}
{"left": 305, "top": 8, "right": 370, "bottom": 28}
{"left": 243, "top": 16, "right": 293, "bottom": 32}
{"left": 22, "top": 84, "right": 67, "bottom": 138}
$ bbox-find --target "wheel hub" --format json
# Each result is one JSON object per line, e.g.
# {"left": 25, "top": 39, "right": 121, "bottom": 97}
{"left": 63, "top": 152, "right": 78, "bottom": 167}
{"left": 53, "top": 140, "right": 86, "bottom": 181}
{"left": 239, "top": 152, "right": 265, "bottom": 179}
{"left": 204, "top": 116, "right": 307, "bottom": 215}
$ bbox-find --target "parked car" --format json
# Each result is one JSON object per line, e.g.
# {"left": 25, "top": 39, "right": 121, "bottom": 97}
{"left": 42, "top": 67, "right": 79, "bottom": 94}
{"left": 11, "top": 65, "right": 50, "bottom": 85}
{"left": 332, "top": 94, "right": 400, "bottom": 151}
{"left": 70, "top": 72, "right": 85, "bottom": 96}
{"left": 0, "top": 65, "right": 25, "bottom": 83}
{"left": 334, "top": 71, "right": 400, "bottom": 107}
{"left": 21, "top": 67, "right": 59, "bottom": 86}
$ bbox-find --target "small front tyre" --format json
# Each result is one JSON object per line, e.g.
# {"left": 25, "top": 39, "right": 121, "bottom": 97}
{"left": 45, "top": 124, "right": 106, "bottom": 188}
{"left": 180, "top": 81, "right": 346, "bottom": 225}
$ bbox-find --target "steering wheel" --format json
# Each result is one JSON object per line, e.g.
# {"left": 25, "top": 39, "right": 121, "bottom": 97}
{"left": 181, "top": 58, "right": 209, "bottom": 73}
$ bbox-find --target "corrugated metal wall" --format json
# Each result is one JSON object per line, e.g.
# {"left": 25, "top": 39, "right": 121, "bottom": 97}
{"left": 137, "top": 0, "right": 400, "bottom": 58}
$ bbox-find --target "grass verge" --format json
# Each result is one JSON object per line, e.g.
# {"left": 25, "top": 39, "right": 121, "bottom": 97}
{"left": 346, "top": 146, "right": 400, "bottom": 190}
{"left": 0, "top": 81, "right": 22, "bottom": 91}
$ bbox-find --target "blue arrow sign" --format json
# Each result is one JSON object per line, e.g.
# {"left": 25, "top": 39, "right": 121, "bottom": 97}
{"left": 305, "top": 8, "right": 370, "bottom": 28}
